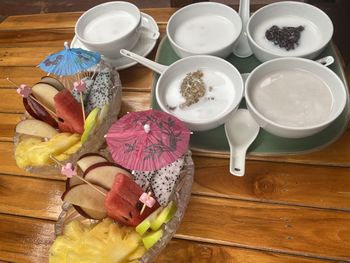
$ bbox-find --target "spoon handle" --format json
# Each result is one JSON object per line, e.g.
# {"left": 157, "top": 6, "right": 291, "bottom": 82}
{"left": 230, "top": 149, "right": 246, "bottom": 177}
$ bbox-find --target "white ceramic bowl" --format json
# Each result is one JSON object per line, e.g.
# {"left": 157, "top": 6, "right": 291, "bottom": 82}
{"left": 247, "top": 1, "right": 333, "bottom": 62}
{"left": 155, "top": 55, "right": 244, "bottom": 131}
{"left": 75, "top": 1, "right": 142, "bottom": 59}
{"left": 245, "top": 57, "right": 346, "bottom": 138}
{"left": 166, "top": 2, "right": 242, "bottom": 58}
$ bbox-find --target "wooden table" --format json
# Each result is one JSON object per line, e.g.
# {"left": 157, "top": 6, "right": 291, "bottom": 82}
{"left": 0, "top": 8, "right": 350, "bottom": 263}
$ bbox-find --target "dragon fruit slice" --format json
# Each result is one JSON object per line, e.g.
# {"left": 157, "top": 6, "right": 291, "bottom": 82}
{"left": 132, "top": 156, "right": 186, "bottom": 206}
{"left": 86, "top": 72, "right": 114, "bottom": 113}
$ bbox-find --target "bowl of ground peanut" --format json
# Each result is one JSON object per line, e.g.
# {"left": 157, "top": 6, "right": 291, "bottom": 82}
{"left": 154, "top": 55, "right": 244, "bottom": 131}
{"left": 120, "top": 49, "right": 244, "bottom": 131}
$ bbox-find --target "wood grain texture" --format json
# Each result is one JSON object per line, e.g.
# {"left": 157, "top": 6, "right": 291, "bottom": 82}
{"left": 0, "top": 214, "right": 331, "bottom": 263}
{"left": 157, "top": 239, "right": 332, "bottom": 263}
{"left": 1, "top": 177, "right": 350, "bottom": 261}
{"left": 192, "top": 156, "right": 350, "bottom": 210}
{"left": 0, "top": 8, "right": 350, "bottom": 263}
{"left": 2, "top": 140, "right": 350, "bottom": 211}
{"left": 0, "top": 113, "right": 20, "bottom": 141}
{"left": 0, "top": 174, "right": 64, "bottom": 220}
{"left": 0, "top": 28, "right": 74, "bottom": 47}
{"left": 177, "top": 196, "right": 350, "bottom": 261}
{"left": 0, "top": 214, "right": 55, "bottom": 263}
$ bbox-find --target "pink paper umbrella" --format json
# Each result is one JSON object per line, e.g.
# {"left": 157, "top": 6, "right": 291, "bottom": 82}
{"left": 105, "top": 109, "right": 191, "bottom": 171}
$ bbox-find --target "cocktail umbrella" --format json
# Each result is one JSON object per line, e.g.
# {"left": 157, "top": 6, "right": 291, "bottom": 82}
{"left": 39, "top": 42, "right": 101, "bottom": 89}
{"left": 39, "top": 42, "right": 101, "bottom": 76}
{"left": 105, "top": 109, "right": 191, "bottom": 171}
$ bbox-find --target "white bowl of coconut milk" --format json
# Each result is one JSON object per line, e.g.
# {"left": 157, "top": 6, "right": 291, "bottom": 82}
{"left": 119, "top": 50, "right": 244, "bottom": 131}
{"left": 75, "top": 2, "right": 143, "bottom": 59}
{"left": 246, "top": 1, "right": 333, "bottom": 62}
{"left": 166, "top": 2, "right": 242, "bottom": 58}
{"left": 245, "top": 57, "right": 346, "bottom": 138}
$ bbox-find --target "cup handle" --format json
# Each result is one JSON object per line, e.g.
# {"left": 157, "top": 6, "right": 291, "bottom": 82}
{"left": 137, "top": 26, "right": 160, "bottom": 40}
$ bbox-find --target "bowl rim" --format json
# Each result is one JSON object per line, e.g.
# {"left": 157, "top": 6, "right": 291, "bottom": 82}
{"left": 166, "top": 2, "right": 242, "bottom": 56}
{"left": 155, "top": 55, "right": 244, "bottom": 126}
{"left": 75, "top": 1, "right": 141, "bottom": 46}
{"left": 246, "top": 1, "right": 334, "bottom": 58}
{"left": 244, "top": 57, "right": 347, "bottom": 131}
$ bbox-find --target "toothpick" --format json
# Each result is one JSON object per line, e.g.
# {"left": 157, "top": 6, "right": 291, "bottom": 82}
{"left": 80, "top": 92, "right": 86, "bottom": 123}
{"left": 50, "top": 155, "right": 106, "bottom": 197}
{"left": 7, "top": 77, "right": 58, "bottom": 119}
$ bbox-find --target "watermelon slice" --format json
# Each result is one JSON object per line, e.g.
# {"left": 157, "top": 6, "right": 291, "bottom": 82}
{"left": 54, "top": 89, "right": 84, "bottom": 134}
{"left": 105, "top": 173, "right": 160, "bottom": 226}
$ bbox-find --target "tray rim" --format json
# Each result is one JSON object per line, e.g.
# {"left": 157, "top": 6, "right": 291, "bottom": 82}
{"left": 152, "top": 36, "right": 350, "bottom": 158}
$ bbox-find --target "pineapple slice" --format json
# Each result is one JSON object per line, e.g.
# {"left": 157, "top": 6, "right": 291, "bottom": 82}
{"left": 48, "top": 133, "right": 80, "bottom": 155}
{"left": 49, "top": 219, "right": 146, "bottom": 263}
{"left": 101, "top": 224, "right": 141, "bottom": 262}
{"left": 15, "top": 137, "right": 42, "bottom": 168}
{"left": 15, "top": 133, "right": 81, "bottom": 167}
{"left": 127, "top": 246, "right": 147, "bottom": 262}
{"left": 54, "top": 141, "right": 82, "bottom": 161}
{"left": 63, "top": 220, "right": 85, "bottom": 241}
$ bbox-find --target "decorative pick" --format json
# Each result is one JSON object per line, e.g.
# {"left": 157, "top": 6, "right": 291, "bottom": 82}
{"left": 7, "top": 77, "right": 58, "bottom": 119}
{"left": 50, "top": 155, "right": 106, "bottom": 197}
{"left": 16, "top": 84, "right": 32, "bottom": 98}
{"left": 61, "top": 162, "right": 77, "bottom": 178}
{"left": 139, "top": 191, "right": 156, "bottom": 215}
{"left": 73, "top": 80, "right": 86, "bottom": 124}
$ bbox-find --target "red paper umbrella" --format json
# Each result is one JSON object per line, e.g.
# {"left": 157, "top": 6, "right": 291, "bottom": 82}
{"left": 105, "top": 110, "right": 190, "bottom": 171}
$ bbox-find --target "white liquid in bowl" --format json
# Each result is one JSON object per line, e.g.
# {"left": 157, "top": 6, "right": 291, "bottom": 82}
{"left": 83, "top": 11, "right": 137, "bottom": 42}
{"left": 164, "top": 68, "right": 236, "bottom": 123}
{"left": 252, "top": 16, "right": 322, "bottom": 56}
{"left": 250, "top": 69, "right": 334, "bottom": 127}
{"left": 173, "top": 15, "right": 236, "bottom": 53}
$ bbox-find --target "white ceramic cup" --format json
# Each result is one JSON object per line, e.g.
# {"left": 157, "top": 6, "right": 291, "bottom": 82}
{"left": 166, "top": 2, "right": 242, "bottom": 58}
{"left": 75, "top": 1, "right": 158, "bottom": 59}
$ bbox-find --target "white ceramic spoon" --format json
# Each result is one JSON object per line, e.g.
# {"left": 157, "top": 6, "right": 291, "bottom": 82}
{"left": 224, "top": 109, "right": 259, "bottom": 176}
{"left": 233, "top": 0, "right": 253, "bottom": 58}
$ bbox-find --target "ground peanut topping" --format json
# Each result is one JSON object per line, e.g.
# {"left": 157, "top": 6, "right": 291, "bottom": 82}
{"left": 179, "top": 70, "right": 206, "bottom": 109}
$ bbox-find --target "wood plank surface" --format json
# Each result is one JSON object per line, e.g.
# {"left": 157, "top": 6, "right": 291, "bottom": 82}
{"left": 2, "top": 141, "right": 350, "bottom": 211}
{"left": 1, "top": 8, "right": 350, "bottom": 263}
{"left": 158, "top": 239, "right": 332, "bottom": 263}
{"left": 0, "top": 214, "right": 331, "bottom": 263}
{"left": 177, "top": 196, "right": 350, "bottom": 261}
{"left": 0, "top": 174, "right": 64, "bottom": 220}
{"left": 0, "top": 214, "right": 55, "bottom": 263}
{"left": 192, "top": 156, "right": 350, "bottom": 210}
{"left": 0, "top": 113, "right": 20, "bottom": 141}
{"left": 1, "top": 175, "right": 350, "bottom": 261}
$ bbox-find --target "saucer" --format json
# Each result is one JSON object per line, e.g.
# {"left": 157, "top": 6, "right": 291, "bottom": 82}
{"left": 71, "top": 13, "right": 159, "bottom": 70}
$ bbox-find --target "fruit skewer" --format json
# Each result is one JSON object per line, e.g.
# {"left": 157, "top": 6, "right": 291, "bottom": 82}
{"left": 50, "top": 155, "right": 106, "bottom": 197}
{"left": 7, "top": 78, "right": 59, "bottom": 121}
{"left": 73, "top": 80, "right": 87, "bottom": 125}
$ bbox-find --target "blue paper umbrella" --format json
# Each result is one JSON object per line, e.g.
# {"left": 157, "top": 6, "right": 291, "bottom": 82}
{"left": 39, "top": 42, "right": 101, "bottom": 76}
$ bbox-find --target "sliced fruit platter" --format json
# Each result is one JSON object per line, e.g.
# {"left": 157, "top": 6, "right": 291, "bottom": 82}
{"left": 50, "top": 150, "right": 194, "bottom": 263}
{"left": 13, "top": 63, "right": 122, "bottom": 174}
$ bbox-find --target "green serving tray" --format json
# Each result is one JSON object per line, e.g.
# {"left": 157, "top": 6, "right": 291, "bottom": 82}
{"left": 151, "top": 36, "right": 350, "bottom": 156}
